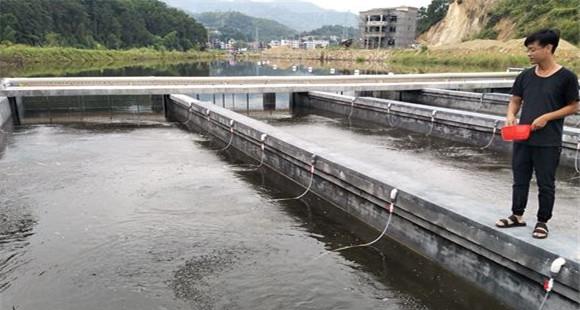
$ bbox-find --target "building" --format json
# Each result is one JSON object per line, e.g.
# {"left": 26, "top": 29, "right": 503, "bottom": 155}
{"left": 279, "top": 40, "right": 300, "bottom": 49}
{"left": 269, "top": 40, "right": 281, "bottom": 47}
{"left": 359, "top": 6, "right": 418, "bottom": 49}
{"left": 303, "top": 40, "right": 330, "bottom": 49}
{"left": 224, "top": 39, "right": 237, "bottom": 50}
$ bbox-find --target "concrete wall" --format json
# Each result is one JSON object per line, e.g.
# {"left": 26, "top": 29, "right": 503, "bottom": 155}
{"left": 0, "top": 97, "right": 12, "bottom": 128}
{"left": 0, "top": 97, "right": 13, "bottom": 156}
{"left": 371, "top": 88, "right": 580, "bottom": 128}
{"left": 167, "top": 94, "right": 579, "bottom": 310}
{"left": 301, "top": 91, "right": 580, "bottom": 168}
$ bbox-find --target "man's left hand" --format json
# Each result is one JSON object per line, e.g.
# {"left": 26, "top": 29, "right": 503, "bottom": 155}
{"left": 531, "top": 115, "right": 549, "bottom": 131}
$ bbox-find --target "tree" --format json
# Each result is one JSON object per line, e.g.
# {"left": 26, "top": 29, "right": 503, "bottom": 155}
{"left": 105, "top": 33, "right": 122, "bottom": 49}
{"left": 0, "top": 0, "right": 208, "bottom": 50}
{"left": 0, "top": 13, "right": 18, "bottom": 42}
{"left": 161, "top": 31, "right": 180, "bottom": 50}
{"left": 417, "top": 0, "right": 451, "bottom": 34}
{"left": 44, "top": 32, "right": 64, "bottom": 46}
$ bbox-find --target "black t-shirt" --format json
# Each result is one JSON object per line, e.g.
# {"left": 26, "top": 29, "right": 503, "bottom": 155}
{"left": 511, "top": 66, "right": 579, "bottom": 146}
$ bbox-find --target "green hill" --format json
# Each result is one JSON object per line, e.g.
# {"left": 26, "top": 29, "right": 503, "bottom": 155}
{"left": 195, "top": 11, "right": 297, "bottom": 42}
{"left": 0, "top": 0, "right": 207, "bottom": 51}
{"left": 164, "top": 0, "right": 358, "bottom": 32}
{"left": 300, "top": 25, "right": 358, "bottom": 40}
{"left": 479, "top": 0, "right": 578, "bottom": 44}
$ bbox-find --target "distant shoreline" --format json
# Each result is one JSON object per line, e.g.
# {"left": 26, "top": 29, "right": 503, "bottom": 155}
{"left": 257, "top": 46, "right": 579, "bottom": 72}
{"left": 1, "top": 43, "right": 577, "bottom": 76}
{"left": 0, "top": 44, "right": 225, "bottom": 67}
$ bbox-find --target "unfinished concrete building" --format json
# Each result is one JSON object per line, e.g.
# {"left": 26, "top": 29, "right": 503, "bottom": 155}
{"left": 360, "top": 6, "right": 418, "bottom": 49}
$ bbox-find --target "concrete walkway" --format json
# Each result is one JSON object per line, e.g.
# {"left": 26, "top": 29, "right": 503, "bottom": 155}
{"left": 263, "top": 112, "right": 580, "bottom": 263}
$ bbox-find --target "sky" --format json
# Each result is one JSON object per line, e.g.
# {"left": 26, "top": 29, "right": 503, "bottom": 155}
{"left": 285, "top": 0, "right": 433, "bottom": 13}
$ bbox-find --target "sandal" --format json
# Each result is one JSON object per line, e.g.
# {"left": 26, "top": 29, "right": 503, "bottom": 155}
{"left": 496, "top": 215, "right": 526, "bottom": 228}
{"left": 532, "top": 222, "right": 549, "bottom": 239}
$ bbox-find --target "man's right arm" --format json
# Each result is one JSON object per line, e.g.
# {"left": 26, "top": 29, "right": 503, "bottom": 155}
{"left": 507, "top": 71, "right": 525, "bottom": 126}
{"left": 506, "top": 96, "right": 522, "bottom": 126}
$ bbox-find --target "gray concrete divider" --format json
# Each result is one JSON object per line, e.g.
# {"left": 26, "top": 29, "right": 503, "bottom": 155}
{"left": 300, "top": 91, "right": 580, "bottom": 168}
{"left": 0, "top": 97, "right": 12, "bottom": 128}
{"left": 168, "top": 94, "right": 579, "bottom": 310}
{"left": 371, "top": 88, "right": 580, "bottom": 128}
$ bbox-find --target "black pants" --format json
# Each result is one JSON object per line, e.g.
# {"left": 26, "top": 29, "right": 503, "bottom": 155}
{"left": 511, "top": 143, "right": 561, "bottom": 223}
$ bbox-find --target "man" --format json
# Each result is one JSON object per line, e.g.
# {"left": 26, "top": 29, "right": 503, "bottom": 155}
{"left": 495, "top": 29, "right": 579, "bottom": 239}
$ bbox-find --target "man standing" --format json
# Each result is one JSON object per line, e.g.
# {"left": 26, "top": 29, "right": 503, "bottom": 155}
{"left": 495, "top": 29, "right": 579, "bottom": 239}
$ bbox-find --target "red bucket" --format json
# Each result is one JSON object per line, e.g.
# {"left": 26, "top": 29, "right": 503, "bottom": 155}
{"left": 501, "top": 125, "right": 532, "bottom": 141}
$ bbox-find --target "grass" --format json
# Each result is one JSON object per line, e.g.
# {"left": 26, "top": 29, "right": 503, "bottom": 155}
{"left": 388, "top": 50, "right": 528, "bottom": 69}
{"left": 260, "top": 47, "right": 579, "bottom": 72}
{"left": 0, "top": 44, "right": 225, "bottom": 66}
{"left": 355, "top": 56, "right": 367, "bottom": 63}
{"left": 388, "top": 50, "right": 579, "bottom": 72}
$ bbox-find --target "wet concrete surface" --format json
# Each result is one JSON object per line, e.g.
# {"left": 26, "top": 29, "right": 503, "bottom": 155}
{"left": 0, "top": 120, "right": 511, "bottom": 309}
{"left": 254, "top": 108, "right": 580, "bottom": 262}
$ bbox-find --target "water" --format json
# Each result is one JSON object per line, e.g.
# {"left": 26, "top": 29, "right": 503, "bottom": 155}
{"left": 0, "top": 122, "right": 509, "bottom": 309}
{"left": 1, "top": 60, "right": 343, "bottom": 79}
